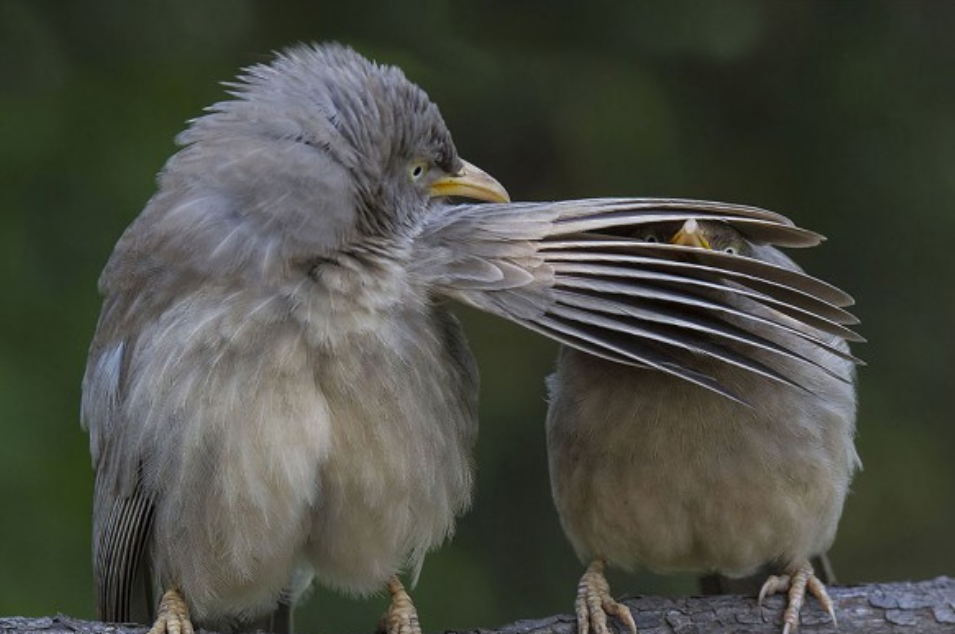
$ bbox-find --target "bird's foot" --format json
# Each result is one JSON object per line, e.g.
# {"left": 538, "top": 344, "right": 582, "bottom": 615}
{"left": 382, "top": 576, "right": 422, "bottom": 634}
{"left": 575, "top": 559, "right": 637, "bottom": 634}
{"left": 147, "top": 589, "right": 194, "bottom": 634}
{"left": 758, "top": 560, "right": 836, "bottom": 634}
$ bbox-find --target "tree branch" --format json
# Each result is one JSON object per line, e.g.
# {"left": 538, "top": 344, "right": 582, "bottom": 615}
{"left": 2, "top": 578, "right": 953, "bottom": 634}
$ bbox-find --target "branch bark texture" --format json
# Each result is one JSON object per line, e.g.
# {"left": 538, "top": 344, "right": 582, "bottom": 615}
{"left": 2, "top": 577, "right": 953, "bottom": 634}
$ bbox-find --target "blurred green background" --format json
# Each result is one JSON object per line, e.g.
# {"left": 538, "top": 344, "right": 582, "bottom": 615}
{"left": 2, "top": 1, "right": 953, "bottom": 632}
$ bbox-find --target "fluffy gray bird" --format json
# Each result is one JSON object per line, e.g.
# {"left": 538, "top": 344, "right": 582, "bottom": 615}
{"left": 82, "top": 43, "right": 858, "bottom": 634}
{"left": 546, "top": 218, "right": 861, "bottom": 634}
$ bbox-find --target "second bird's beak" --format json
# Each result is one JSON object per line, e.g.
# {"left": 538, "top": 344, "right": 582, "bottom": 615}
{"left": 429, "top": 159, "right": 510, "bottom": 203}
{"left": 669, "top": 219, "right": 712, "bottom": 250}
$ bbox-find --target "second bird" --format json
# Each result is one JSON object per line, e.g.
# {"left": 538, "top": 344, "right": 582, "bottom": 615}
{"left": 546, "top": 219, "right": 860, "bottom": 634}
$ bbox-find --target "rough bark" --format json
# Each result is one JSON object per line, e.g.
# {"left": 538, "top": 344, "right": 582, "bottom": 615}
{"left": 2, "top": 577, "right": 953, "bottom": 634}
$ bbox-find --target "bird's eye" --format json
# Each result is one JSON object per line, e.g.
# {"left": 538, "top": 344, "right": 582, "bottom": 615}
{"left": 723, "top": 246, "right": 738, "bottom": 255}
{"left": 409, "top": 161, "right": 429, "bottom": 181}
{"left": 643, "top": 235, "right": 659, "bottom": 243}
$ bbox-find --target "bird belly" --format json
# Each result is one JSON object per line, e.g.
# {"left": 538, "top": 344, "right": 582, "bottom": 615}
{"left": 139, "top": 318, "right": 334, "bottom": 624}
{"left": 304, "top": 412, "right": 471, "bottom": 594}
{"left": 303, "top": 319, "right": 476, "bottom": 594}
{"left": 139, "top": 297, "right": 474, "bottom": 620}
{"left": 567, "top": 435, "right": 840, "bottom": 576}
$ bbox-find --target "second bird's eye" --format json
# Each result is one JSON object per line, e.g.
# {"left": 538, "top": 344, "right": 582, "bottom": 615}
{"left": 643, "top": 235, "right": 659, "bottom": 243}
{"left": 724, "top": 246, "right": 738, "bottom": 255}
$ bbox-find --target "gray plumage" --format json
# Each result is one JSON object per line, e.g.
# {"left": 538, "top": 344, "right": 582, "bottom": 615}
{"left": 545, "top": 220, "right": 860, "bottom": 634}
{"left": 81, "top": 43, "right": 859, "bottom": 634}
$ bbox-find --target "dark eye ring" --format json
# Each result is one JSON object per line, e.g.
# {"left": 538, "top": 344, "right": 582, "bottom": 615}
{"left": 644, "top": 235, "right": 659, "bottom": 243}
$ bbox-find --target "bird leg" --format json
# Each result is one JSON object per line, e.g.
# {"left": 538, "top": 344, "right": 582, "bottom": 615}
{"left": 147, "top": 589, "right": 194, "bottom": 634}
{"left": 575, "top": 559, "right": 637, "bottom": 634}
{"left": 383, "top": 576, "right": 422, "bottom": 634}
{"left": 758, "top": 559, "right": 836, "bottom": 634}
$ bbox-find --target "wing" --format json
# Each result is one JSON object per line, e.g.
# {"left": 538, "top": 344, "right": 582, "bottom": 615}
{"left": 83, "top": 312, "right": 156, "bottom": 624}
{"left": 413, "top": 197, "right": 862, "bottom": 402}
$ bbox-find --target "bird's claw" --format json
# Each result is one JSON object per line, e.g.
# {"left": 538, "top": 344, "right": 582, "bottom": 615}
{"left": 147, "top": 589, "right": 194, "bottom": 634}
{"left": 575, "top": 559, "right": 637, "bottom": 634}
{"left": 758, "top": 560, "right": 836, "bottom": 634}
{"left": 383, "top": 576, "right": 422, "bottom": 634}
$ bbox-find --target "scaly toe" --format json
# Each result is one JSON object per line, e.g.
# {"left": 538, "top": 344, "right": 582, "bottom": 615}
{"left": 760, "top": 560, "right": 837, "bottom": 634}
{"left": 147, "top": 589, "right": 194, "bottom": 634}
{"left": 602, "top": 599, "right": 637, "bottom": 634}
{"left": 758, "top": 574, "right": 792, "bottom": 606}
{"left": 575, "top": 560, "right": 637, "bottom": 634}
{"left": 385, "top": 576, "right": 422, "bottom": 634}
{"left": 807, "top": 575, "right": 837, "bottom": 626}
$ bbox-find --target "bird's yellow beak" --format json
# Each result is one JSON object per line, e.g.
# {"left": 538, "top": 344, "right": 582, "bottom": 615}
{"left": 429, "top": 159, "right": 510, "bottom": 203}
{"left": 669, "top": 219, "right": 712, "bottom": 250}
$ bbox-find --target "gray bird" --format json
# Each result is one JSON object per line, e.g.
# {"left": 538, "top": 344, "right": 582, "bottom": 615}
{"left": 81, "top": 43, "right": 858, "bottom": 634}
{"left": 546, "top": 218, "right": 861, "bottom": 634}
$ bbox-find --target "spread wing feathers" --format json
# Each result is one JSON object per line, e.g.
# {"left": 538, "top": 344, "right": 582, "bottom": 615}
{"left": 549, "top": 197, "right": 828, "bottom": 249}
{"left": 417, "top": 198, "right": 861, "bottom": 398}
{"left": 551, "top": 280, "right": 860, "bottom": 369}
{"left": 546, "top": 258, "right": 863, "bottom": 347}
{"left": 543, "top": 236, "right": 857, "bottom": 313}
{"left": 513, "top": 315, "right": 754, "bottom": 404}
{"left": 546, "top": 297, "right": 818, "bottom": 385}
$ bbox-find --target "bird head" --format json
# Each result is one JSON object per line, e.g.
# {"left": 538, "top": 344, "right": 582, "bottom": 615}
{"left": 636, "top": 218, "right": 753, "bottom": 257}
{"left": 135, "top": 44, "right": 508, "bottom": 284}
